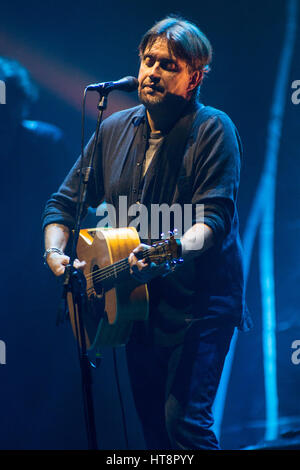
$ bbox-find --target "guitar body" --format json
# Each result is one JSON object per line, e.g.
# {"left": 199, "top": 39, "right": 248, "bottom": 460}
{"left": 67, "top": 227, "right": 149, "bottom": 349}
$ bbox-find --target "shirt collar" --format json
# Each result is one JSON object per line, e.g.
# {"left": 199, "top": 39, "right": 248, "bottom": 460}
{"left": 130, "top": 100, "right": 204, "bottom": 128}
{"left": 131, "top": 105, "right": 146, "bottom": 127}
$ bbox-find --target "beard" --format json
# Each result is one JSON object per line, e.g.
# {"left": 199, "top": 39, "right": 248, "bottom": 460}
{"left": 138, "top": 86, "right": 190, "bottom": 118}
{"left": 138, "top": 85, "right": 166, "bottom": 110}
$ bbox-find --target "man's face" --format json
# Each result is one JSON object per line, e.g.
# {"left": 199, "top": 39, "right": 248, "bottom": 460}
{"left": 138, "top": 37, "right": 197, "bottom": 109}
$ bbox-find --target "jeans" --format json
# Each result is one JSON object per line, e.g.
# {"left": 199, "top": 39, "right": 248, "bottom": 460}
{"left": 126, "top": 321, "right": 234, "bottom": 450}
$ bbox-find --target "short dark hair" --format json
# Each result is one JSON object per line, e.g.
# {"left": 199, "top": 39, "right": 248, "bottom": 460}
{"left": 139, "top": 15, "right": 212, "bottom": 80}
{"left": 0, "top": 56, "right": 38, "bottom": 106}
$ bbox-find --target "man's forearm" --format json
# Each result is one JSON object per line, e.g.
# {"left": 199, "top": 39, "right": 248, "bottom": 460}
{"left": 180, "top": 223, "right": 214, "bottom": 262}
{"left": 44, "top": 223, "right": 70, "bottom": 252}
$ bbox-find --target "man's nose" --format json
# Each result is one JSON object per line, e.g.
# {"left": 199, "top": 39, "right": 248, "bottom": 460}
{"left": 148, "top": 62, "right": 161, "bottom": 80}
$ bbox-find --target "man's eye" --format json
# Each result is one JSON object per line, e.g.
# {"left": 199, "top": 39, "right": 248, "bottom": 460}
{"left": 144, "top": 56, "right": 154, "bottom": 67}
{"left": 161, "top": 60, "right": 177, "bottom": 71}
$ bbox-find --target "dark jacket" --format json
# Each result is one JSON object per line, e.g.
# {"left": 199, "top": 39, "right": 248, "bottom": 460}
{"left": 42, "top": 102, "right": 251, "bottom": 345}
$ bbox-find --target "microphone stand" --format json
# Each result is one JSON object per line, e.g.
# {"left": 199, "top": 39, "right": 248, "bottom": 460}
{"left": 62, "top": 90, "right": 108, "bottom": 450}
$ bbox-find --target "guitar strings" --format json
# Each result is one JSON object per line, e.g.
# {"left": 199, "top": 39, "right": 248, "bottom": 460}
{"left": 87, "top": 259, "right": 130, "bottom": 284}
{"left": 85, "top": 249, "right": 153, "bottom": 283}
{"left": 84, "top": 247, "right": 155, "bottom": 284}
{"left": 85, "top": 248, "right": 173, "bottom": 295}
{"left": 84, "top": 247, "right": 154, "bottom": 280}
{"left": 85, "top": 258, "right": 140, "bottom": 293}
{"left": 85, "top": 244, "right": 171, "bottom": 286}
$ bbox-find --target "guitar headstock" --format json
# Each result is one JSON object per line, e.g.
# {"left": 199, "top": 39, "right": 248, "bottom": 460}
{"left": 147, "top": 230, "right": 184, "bottom": 270}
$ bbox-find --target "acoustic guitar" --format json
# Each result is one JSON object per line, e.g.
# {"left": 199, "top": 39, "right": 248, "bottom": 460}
{"left": 67, "top": 226, "right": 182, "bottom": 349}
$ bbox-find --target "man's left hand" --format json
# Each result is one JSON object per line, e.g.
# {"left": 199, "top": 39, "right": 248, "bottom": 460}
{"left": 128, "top": 243, "right": 167, "bottom": 283}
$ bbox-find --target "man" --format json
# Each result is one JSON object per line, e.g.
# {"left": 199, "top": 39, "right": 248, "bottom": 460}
{"left": 42, "top": 16, "right": 250, "bottom": 449}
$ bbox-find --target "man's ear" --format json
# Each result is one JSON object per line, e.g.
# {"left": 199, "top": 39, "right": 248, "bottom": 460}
{"left": 188, "top": 70, "right": 203, "bottom": 92}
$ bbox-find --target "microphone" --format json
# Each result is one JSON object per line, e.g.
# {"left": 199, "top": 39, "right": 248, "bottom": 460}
{"left": 86, "top": 76, "right": 139, "bottom": 94}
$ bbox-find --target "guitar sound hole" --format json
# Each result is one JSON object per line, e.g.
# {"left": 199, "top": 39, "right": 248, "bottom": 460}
{"left": 92, "top": 264, "right": 104, "bottom": 297}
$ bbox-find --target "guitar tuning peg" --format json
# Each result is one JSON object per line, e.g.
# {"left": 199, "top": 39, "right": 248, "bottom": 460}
{"left": 168, "top": 229, "right": 178, "bottom": 238}
{"left": 169, "top": 259, "right": 177, "bottom": 271}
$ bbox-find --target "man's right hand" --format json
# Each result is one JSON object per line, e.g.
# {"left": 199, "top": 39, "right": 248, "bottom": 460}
{"left": 44, "top": 223, "right": 86, "bottom": 277}
{"left": 46, "top": 252, "right": 86, "bottom": 277}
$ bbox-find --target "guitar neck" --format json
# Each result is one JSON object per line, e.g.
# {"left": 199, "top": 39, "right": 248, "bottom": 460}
{"left": 99, "top": 247, "right": 150, "bottom": 284}
{"left": 97, "top": 237, "right": 180, "bottom": 286}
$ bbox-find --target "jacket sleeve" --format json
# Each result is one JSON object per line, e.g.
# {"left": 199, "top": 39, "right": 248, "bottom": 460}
{"left": 191, "top": 112, "right": 242, "bottom": 244}
{"left": 41, "top": 129, "right": 105, "bottom": 231}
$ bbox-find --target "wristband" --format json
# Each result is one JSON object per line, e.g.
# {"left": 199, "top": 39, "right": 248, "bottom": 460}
{"left": 43, "top": 247, "right": 64, "bottom": 263}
